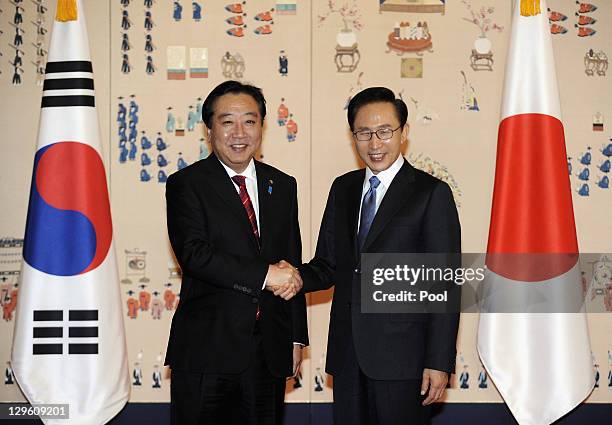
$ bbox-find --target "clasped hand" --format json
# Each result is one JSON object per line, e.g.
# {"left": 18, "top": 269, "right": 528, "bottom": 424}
{"left": 265, "top": 260, "right": 302, "bottom": 300}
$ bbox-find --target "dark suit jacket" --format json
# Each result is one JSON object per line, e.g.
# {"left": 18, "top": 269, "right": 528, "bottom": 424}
{"left": 165, "top": 154, "right": 308, "bottom": 378}
{"left": 299, "top": 159, "right": 461, "bottom": 380}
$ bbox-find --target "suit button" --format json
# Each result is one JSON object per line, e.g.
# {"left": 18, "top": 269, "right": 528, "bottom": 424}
{"left": 252, "top": 298, "right": 258, "bottom": 304}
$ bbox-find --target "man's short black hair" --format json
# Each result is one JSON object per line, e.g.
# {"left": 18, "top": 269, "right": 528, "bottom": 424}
{"left": 347, "top": 87, "right": 408, "bottom": 131}
{"left": 202, "top": 80, "right": 267, "bottom": 129}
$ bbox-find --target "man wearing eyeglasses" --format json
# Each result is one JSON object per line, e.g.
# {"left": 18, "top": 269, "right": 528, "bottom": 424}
{"left": 293, "top": 87, "right": 461, "bottom": 424}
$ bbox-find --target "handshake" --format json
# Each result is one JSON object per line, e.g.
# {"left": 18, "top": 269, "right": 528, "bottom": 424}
{"left": 265, "top": 260, "right": 302, "bottom": 300}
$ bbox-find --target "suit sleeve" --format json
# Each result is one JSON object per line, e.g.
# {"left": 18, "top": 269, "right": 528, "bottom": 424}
{"left": 166, "top": 173, "right": 269, "bottom": 296}
{"left": 298, "top": 181, "right": 337, "bottom": 292}
{"left": 422, "top": 181, "right": 462, "bottom": 374}
{"left": 287, "top": 177, "right": 309, "bottom": 346}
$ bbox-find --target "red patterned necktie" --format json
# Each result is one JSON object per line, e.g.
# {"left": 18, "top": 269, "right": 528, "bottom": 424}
{"left": 231, "top": 175, "right": 260, "bottom": 243}
{"left": 231, "top": 175, "right": 261, "bottom": 320}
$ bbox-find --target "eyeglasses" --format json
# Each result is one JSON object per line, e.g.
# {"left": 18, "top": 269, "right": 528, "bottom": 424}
{"left": 352, "top": 125, "right": 402, "bottom": 142}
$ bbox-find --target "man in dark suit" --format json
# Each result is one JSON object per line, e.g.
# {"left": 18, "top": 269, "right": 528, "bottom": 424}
{"left": 293, "top": 87, "right": 461, "bottom": 424}
{"left": 165, "top": 80, "right": 308, "bottom": 425}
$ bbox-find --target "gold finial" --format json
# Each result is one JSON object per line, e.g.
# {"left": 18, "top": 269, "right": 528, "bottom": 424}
{"left": 56, "top": 0, "right": 77, "bottom": 22}
{"left": 520, "top": 0, "right": 541, "bottom": 16}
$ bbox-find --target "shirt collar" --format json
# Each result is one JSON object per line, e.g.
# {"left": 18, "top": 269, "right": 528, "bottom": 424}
{"left": 218, "top": 157, "right": 257, "bottom": 182}
{"left": 365, "top": 154, "right": 404, "bottom": 189}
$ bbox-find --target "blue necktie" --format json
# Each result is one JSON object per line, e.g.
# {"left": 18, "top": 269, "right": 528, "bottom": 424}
{"left": 357, "top": 176, "right": 381, "bottom": 250}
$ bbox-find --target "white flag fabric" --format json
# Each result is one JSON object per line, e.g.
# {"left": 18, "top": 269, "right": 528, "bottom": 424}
{"left": 11, "top": 1, "right": 130, "bottom": 424}
{"left": 477, "top": 1, "right": 594, "bottom": 425}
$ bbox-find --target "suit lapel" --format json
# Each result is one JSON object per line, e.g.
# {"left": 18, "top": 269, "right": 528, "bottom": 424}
{"left": 346, "top": 169, "right": 365, "bottom": 262}
{"left": 205, "top": 154, "right": 260, "bottom": 251}
{"left": 255, "top": 161, "right": 273, "bottom": 251}
{"left": 361, "top": 160, "right": 416, "bottom": 252}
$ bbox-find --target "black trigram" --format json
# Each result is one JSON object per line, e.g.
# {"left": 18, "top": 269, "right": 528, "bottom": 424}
{"left": 32, "top": 310, "right": 99, "bottom": 355}
{"left": 42, "top": 61, "right": 95, "bottom": 108}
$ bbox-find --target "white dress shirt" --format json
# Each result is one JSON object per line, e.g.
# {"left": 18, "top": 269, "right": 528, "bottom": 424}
{"left": 357, "top": 154, "right": 405, "bottom": 232}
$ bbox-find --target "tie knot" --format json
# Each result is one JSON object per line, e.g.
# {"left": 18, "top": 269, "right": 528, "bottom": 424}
{"left": 232, "top": 175, "right": 247, "bottom": 187}
{"left": 369, "top": 176, "right": 381, "bottom": 190}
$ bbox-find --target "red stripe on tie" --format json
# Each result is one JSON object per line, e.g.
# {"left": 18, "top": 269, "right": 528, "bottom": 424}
{"left": 231, "top": 175, "right": 260, "bottom": 242}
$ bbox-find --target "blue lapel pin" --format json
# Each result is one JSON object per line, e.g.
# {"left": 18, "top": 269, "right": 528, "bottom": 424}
{"left": 268, "top": 179, "right": 273, "bottom": 195}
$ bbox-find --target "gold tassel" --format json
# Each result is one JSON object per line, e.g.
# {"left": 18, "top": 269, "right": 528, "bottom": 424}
{"left": 56, "top": 0, "right": 78, "bottom": 22}
{"left": 520, "top": 0, "right": 541, "bottom": 16}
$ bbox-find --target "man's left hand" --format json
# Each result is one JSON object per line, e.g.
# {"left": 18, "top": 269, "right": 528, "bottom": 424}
{"left": 292, "top": 344, "right": 303, "bottom": 378}
{"left": 421, "top": 368, "right": 448, "bottom": 405}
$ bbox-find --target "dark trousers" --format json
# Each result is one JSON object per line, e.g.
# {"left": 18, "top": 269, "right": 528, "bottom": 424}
{"left": 170, "top": 330, "right": 285, "bottom": 425}
{"left": 332, "top": 328, "right": 431, "bottom": 425}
